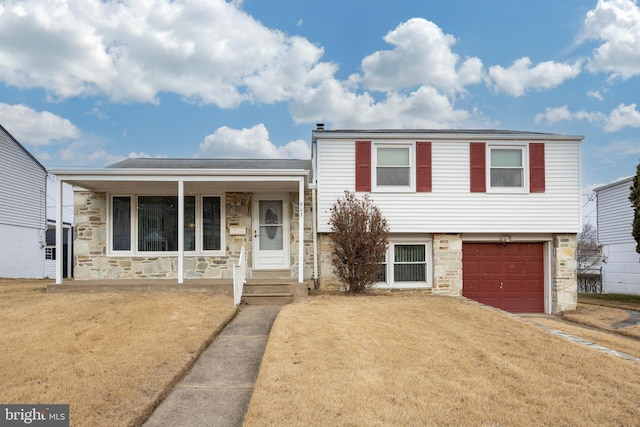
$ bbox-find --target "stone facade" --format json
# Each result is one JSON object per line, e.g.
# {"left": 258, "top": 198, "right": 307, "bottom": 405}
{"left": 552, "top": 234, "right": 578, "bottom": 313}
{"left": 317, "top": 233, "right": 464, "bottom": 294}
{"left": 317, "top": 231, "right": 578, "bottom": 314}
{"left": 73, "top": 190, "right": 314, "bottom": 281}
{"left": 432, "top": 234, "right": 463, "bottom": 295}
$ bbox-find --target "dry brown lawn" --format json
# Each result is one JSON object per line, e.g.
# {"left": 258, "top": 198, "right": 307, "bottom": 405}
{"left": 562, "top": 304, "right": 640, "bottom": 339}
{"left": 0, "top": 279, "right": 236, "bottom": 427}
{"left": 245, "top": 294, "right": 640, "bottom": 427}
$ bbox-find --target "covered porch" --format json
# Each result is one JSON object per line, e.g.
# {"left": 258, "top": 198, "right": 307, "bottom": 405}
{"left": 50, "top": 159, "right": 315, "bottom": 288}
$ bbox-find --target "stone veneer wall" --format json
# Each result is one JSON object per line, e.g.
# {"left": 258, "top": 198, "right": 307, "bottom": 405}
{"left": 317, "top": 234, "right": 340, "bottom": 291}
{"left": 289, "top": 191, "right": 315, "bottom": 280}
{"left": 432, "top": 234, "right": 463, "bottom": 295}
{"left": 317, "top": 232, "right": 578, "bottom": 314}
{"left": 552, "top": 234, "right": 578, "bottom": 313}
{"left": 317, "top": 233, "right": 464, "bottom": 293}
{"left": 73, "top": 190, "right": 313, "bottom": 281}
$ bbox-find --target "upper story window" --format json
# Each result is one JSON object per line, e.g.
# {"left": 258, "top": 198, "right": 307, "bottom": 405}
{"left": 110, "top": 194, "right": 224, "bottom": 255}
{"left": 489, "top": 147, "right": 525, "bottom": 189}
{"left": 375, "top": 146, "right": 412, "bottom": 189}
{"left": 356, "top": 141, "right": 431, "bottom": 193}
{"left": 470, "top": 142, "right": 545, "bottom": 194}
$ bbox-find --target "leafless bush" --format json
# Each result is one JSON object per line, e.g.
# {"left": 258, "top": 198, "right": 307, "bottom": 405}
{"left": 328, "top": 191, "right": 389, "bottom": 293}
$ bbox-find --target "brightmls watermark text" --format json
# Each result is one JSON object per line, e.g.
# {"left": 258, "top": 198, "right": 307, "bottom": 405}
{"left": 0, "top": 405, "right": 68, "bottom": 427}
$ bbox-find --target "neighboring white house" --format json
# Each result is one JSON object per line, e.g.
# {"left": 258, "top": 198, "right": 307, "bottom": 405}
{"left": 50, "top": 127, "right": 583, "bottom": 314}
{"left": 595, "top": 177, "right": 640, "bottom": 294}
{"left": 0, "top": 123, "right": 48, "bottom": 278}
{"left": 313, "top": 128, "right": 583, "bottom": 314}
{"left": 45, "top": 219, "right": 73, "bottom": 279}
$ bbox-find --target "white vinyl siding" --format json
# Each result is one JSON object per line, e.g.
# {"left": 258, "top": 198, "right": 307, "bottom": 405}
{"left": 601, "top": 242, "right": 640, "bottom": 295}
{"left": 596, "top": 177, "right": 634, "bottom": 245}
{"left": 0, "top": 128, "right": 47, "bottom": 229}
{"left": 317, "top": 138, "right": 581, "bottom": 234}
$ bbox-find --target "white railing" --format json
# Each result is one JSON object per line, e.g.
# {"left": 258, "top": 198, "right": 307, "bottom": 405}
{"left": 233, "top": 244, "right": 247, "bottom": 306}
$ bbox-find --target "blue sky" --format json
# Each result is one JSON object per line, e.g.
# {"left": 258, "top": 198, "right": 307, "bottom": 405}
{"left": 1, "top": 0, "right": 640, "bottom": 224}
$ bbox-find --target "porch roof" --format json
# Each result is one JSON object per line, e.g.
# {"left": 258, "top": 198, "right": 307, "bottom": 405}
{"left": 50, "top": 158, "right": 312, "bottom": 193}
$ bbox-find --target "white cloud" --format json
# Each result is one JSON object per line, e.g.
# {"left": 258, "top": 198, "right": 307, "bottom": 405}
{"left": 534, "top": 105, "right": 605, "bottom": 125}
{"left": 534, "top": 103, "right": 640, "bottom": 132}
{"left": 198, "top": 124, "right": 310, "bottom": 159}
{"left": 604, "top": 103, "right": 640, "bottom": 131}
{"left": 0, "top": 103, "right": 80, "bottom": 145}
{"left": 359, "top": 18, "right": 484, "bottom": 94}
{"left": 488, "top": 57, "right": 582, "bottom": 96}
{"left": 583, "top": 0, "right": 640, "bottom": 78}
{"left": 587, "top": 90, "right": 605, "bottom": 100}
{"left": 290, "top": 79, "right": 470, "bottom": 129}
{"left": 0, "top": 0, "right": 335, "bottom": 107}
{"left": 536, "top": 105, "right": 607, "bottom": 126}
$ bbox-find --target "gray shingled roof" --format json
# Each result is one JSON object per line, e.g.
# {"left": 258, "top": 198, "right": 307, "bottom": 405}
{"left": 314, "top": 129, "right": 556, "bottom": 135}
{"left": 108, "top": 158, "right": 312, "bottom": 171}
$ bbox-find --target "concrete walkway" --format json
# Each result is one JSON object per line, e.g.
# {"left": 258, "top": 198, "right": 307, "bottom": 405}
{"left": 143, "top": 305, "right": 282, "bottom": 427}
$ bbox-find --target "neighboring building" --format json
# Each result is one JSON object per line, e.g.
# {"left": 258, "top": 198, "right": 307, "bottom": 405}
{"left": 51, "top": 128, "right": 583, "bottom": 314}
{"left": 0, "top": 123, "right": 48, "bottom": 278}
{"left": 45, "top": 219, "right": 73, "bottom": 279}
{"left": 313, "top": 128, "right": 582, "bottom": 314}
{"left": 595, "top": 177, "right": 640, "bottom": 294}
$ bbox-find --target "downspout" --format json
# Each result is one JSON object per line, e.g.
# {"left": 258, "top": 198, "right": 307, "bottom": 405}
{"left": 178, "top": 179, "right": 184, "bottom": 284}
{"left": 312, "top": 185, "right": 318, "bottom": 290}
{"left": 311, "top": 126, "right": 319, "bottom": 290}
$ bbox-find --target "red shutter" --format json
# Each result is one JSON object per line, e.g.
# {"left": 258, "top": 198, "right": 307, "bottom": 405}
{"left": 416, "top": 141, "right": 432, "bottom": 192}
{"left": 470, "top": 142, "right": 486, "bottom": 193}
{"left": 355, "top": 141, "right": 371, "bottom": 192}
{"left": 529, "top": 143, "right": 545, "bottom": 192}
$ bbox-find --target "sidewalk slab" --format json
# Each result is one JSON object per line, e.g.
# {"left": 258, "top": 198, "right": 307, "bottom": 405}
{"left": 143, "top": 305, "right": 281, "bottom": 427}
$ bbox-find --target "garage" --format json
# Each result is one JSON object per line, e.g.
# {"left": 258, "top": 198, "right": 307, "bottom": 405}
{"left": 462, "top": 243, "right": 545, "bottom": 313}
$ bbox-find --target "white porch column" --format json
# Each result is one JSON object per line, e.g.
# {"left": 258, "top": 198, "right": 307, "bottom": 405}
{"left": 55, "top": 177, "right": 63, "bottom": 284}
{"left": 298, "top": 178, "right": 304, "bottom": 283}
{"left": 66, "top": 225, "right": 73, "bottom": 279}
{"left": 178, "top": 179, "right": 184, "bottom": 284}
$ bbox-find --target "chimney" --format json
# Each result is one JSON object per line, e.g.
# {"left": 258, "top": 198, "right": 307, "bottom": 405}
{"left": 316, "top": 123, "right": 324, "bottom": 130}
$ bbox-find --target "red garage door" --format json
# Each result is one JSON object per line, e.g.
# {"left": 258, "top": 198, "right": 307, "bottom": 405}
{"left": 463, "top": 243, "right": 545, "bottom": 313}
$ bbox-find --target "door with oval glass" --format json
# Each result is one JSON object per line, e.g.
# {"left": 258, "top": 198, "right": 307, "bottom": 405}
{"left": 252, "top": 194, "right": 290, "bottom": 269}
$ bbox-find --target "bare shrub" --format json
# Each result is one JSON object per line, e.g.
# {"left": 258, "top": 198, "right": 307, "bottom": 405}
{"left": 328, "top": 191, "right": 389, "bottom": 293}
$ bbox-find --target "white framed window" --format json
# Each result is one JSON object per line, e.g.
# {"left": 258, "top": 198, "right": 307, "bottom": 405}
{"left": 487, "top": 145, "right": 528, "bottom": 192}
{"left": 109, "top": 194, "right": 225, "bottom": 255}
{"left": 376, "top": 239, "right": 432, "bottom": 288}
{"left": 373, "top": 144, "right": 414, "bottom": 191}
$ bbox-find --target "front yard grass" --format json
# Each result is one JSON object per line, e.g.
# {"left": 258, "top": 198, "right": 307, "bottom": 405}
{"left": 0, "top": 279, "right": 236, "bottom": 426}
{"left": 245, "top": 294, "right": 640, "bottom": 426}
{"left": 558, "top": 293, "right": 640, "bottom": 340}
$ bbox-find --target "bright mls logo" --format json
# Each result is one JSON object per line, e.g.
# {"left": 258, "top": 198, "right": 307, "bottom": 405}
{"left": 0, "top": 405, "right": 68, "bottom": 426}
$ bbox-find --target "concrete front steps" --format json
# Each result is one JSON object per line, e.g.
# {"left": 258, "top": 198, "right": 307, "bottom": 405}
{"left": 242, "top": 270, "right": 310, "bottom": 305}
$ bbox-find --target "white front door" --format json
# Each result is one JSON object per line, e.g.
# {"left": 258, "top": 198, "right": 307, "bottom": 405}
{"left": 252, "top": 194, "right": 290, "bottom": 270}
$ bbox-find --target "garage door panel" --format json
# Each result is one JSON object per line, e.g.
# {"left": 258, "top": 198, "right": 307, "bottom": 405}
{"left": 463, "top": 243, "right": 544, "bottom": 313}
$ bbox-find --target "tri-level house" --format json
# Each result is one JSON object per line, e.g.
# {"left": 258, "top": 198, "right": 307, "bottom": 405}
{"left": 313, "top": 128, "right": 582, "bottom": 313}
{"left": 50, "top": 127, "right": 582, "bottom": 313}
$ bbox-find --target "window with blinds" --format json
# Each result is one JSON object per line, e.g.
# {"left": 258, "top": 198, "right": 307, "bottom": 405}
{"left": 111, "top": 195, "right": 222, "bottom": 254}
{"left": 376, "top": 242, "right": 431, "bottom": 287}
{"left": 393, "top": 244, "right": 426, "bottom": 282}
